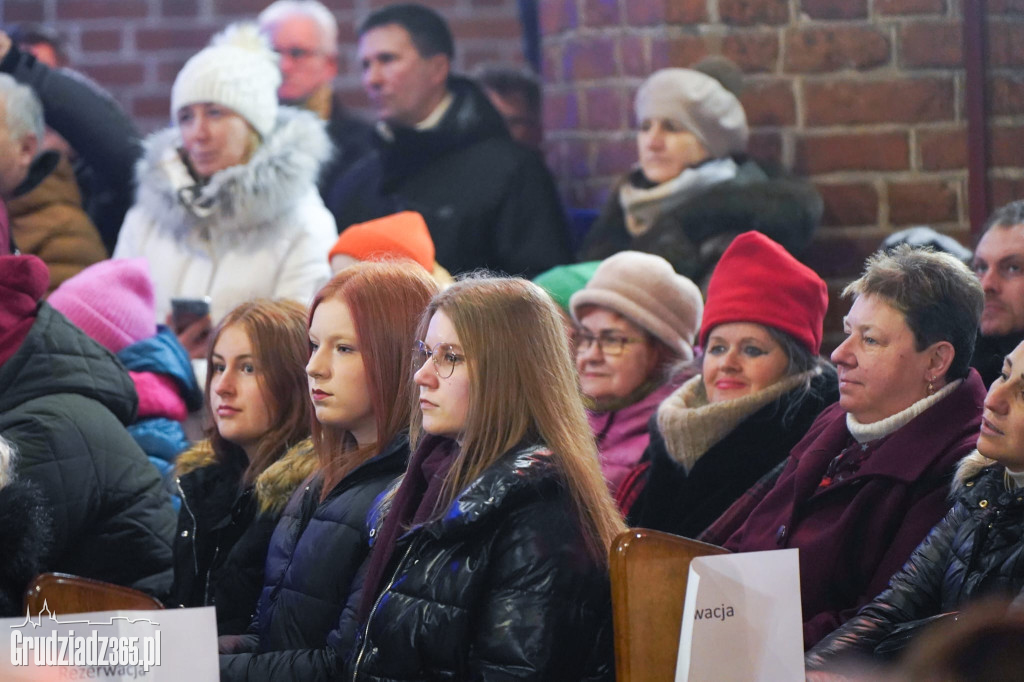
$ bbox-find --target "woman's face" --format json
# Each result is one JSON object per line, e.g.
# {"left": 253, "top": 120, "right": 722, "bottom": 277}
{"left": 978, "top": 341, "right": 1024, "bottom": 471}
{"left": 210, "top": 324, "right": 274, "bottom": 459}
{"left": 306, "top": 297, "right": 376, "bottom": 447}
{"left": 702, "top": 322, "right": 790, "bottom": 404}
{"left": 830, "top": 294, "right": 941, "bottom": 424}
{"left": 177, "top": 102, "right": 253, "bottom": 179}
{"left": 414, "top": 310, "right": 471, "bottom": 441}
{"left": 575, "top": 307, "right": 660, "bottom": 402}
{"left": 637, "top": 117, "right": 709, "bottom": 185}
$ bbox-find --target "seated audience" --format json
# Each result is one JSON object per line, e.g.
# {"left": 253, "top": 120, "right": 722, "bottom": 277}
{"left": 533, "top": 260, "right": 600, "bottom": 338}
{"left": 473, "top": 62, "right": 543, "bottom": 150}
{"left": 569, "top": 251, "right": 702, "bottom": 514}
{"left": 347, "top": 276, "right": 625, "bottom": 679}
{"left": 579, "top": 64, "right": 821, "bottom": 289}
{"left": 0, "top": 434, "right": 52, "bottom": 617}
{"left": 717, "top": 245, "right": 986, "bottom": 648}
{"left": 806, "top": 338, "right": 1024, "bottom": 668}
{"left": 0, "top": 254, "right": 175, "bottom": 598}
{"left": 113, "top": 23, "right": 336, "bottom": 355}
{"left": 49, "top": 259, "right": 202, "bottom": 483}
{"left": 219, "top": 262, "right": 437, "bottom": 680}
{"left": 169, "top": 299, "right": 316, "bottom": 635}
{"left": 327, "top": 210, "right": 453, "bottom": 285}
{"left": 631, "top": 231, "right": 838, "bottom": 536}
{"left": 971, "top": 200, "right": 1024, "bottom": 387}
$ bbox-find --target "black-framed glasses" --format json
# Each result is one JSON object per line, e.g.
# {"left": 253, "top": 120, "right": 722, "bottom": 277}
{"left": 413, "top": 340, "right": 465, "bottom": 379}
{"left": 575, "top": 332, "right": 643, "bottom": 356}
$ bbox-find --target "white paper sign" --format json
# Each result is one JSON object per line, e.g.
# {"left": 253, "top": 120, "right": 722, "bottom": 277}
{"left": 675, "top": 548, "right": 804, "bottom": 682}
{"left": 0, "top": 605, "right": 217, "bottom": 681}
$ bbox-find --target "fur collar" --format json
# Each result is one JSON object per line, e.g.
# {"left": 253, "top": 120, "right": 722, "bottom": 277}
{"left": 953, "top": 450, "right": 998, "bottom": 495}
{"left": 176, "top": 437, "right": 318, "bottom": 515}
{"left": 133, "top": 106, "right": 331, "bottom": 249}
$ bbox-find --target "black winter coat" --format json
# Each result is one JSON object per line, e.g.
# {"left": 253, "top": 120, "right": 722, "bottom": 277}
{"left": 807, "top": 458, "right": 1024, "bottom": 668}
{"left": 219, "top": 435, "right": 408, "bottom": 681}
{"left": 631, "top": 367, "right": 838, "bottom": 537}
{"left": 170, "top": 439, "right": 316, "bottom": 635}
{"left": 327, "top": 76, "right": 572, "bottom": 279}
{"left": 0, "top": 304, "right": 175, "bottom": 597}
{"left": 0, "top": 477, "right": 52, "bottom": 616}
{"left": 347, "top": 444, "right": 613, "bottom": 681}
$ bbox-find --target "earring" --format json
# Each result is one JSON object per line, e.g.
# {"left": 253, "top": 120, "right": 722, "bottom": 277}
{"left": 927, "top": 377, "right": 935, "bottom": 395}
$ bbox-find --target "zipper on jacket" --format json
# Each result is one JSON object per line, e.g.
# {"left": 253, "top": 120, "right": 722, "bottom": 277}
{"left": 351, "top": 540, "right": 417, "bottom": 682}
{"left": 177, "top": 477, "right": 200, "bottom": 575}
{"left": 204, "top": 545, "right": 220, "bottom": 606}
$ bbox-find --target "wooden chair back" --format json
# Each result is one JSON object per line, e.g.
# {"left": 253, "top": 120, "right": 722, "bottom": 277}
{"left": 23, "top": 572, "right": 164, "bottom": 616}
{"left": 610, "top": 529, "right": 729, "bottom": 682}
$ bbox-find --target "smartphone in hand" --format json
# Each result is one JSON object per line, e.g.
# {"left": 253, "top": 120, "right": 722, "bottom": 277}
{"left": 170, "top": 297, "right": 211, "bottom": 333}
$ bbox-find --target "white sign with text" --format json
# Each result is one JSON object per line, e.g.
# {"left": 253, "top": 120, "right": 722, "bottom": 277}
{"left": 675, "top": 548, "right": 804, "bottom": 682}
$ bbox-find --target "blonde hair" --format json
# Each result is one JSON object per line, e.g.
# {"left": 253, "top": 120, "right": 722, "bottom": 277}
{"left": 411, "top": 275, "right": 626, "bottom": 564}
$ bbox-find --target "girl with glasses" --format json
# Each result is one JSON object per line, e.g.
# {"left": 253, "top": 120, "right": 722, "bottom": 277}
{"left": 347, "top": 275, "right": 626, "bottom": 680}
{"left": 219, "top": 261, "right": 437, "bottom": 681}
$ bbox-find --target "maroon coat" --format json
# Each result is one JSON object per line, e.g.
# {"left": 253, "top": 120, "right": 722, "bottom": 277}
{"left": 722, "top": 370, "right": 986, "bottom": 649}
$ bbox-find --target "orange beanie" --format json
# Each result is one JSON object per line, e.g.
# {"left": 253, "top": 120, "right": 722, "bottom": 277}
{"left": 328, "top": 211, "right": 435, "bottom": 272}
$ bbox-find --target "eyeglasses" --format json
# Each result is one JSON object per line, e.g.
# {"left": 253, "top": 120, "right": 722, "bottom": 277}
{"left": 413, "top": 340, "right": 465, "bottom": 379}
{"left": 575, "top": 332, "right": 643, "bottom": 356}
{"left": 274, "top": 46, "right": 324, "bottom": 61}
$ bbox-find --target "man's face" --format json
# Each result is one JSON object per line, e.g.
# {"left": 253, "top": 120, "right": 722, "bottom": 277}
{"left": 0, "top": 97, "right": 37, "bottom": 200}
{"left": 973, "top": 224, "right": 1024, "bottom": 337}
{"left": 358, "top": 23, "right": 449, "bottom": 128}
{"left": 265, "top": 15, "right": 337, "bottom": 103}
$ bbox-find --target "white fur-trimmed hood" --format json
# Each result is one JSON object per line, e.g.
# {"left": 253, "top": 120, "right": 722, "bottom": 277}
{"left": 133, "top": 106, "right": 332, "bottom": 248}
{"left": 953, "top": 450, "right": 998, "bottom": 495}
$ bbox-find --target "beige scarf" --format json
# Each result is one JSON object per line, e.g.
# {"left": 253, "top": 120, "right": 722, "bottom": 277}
{"left": 656, "top": 368, "right": 820, "bottom": 474}
{"left": 619, "top": 157, "right": 737, "bottom": 237}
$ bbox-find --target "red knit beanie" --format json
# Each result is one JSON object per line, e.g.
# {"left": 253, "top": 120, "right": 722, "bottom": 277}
{"left": 700, "top": 231, "right": 827, "bottom": 354}
{"left": 328, "top": 211, "right": 435, "bottom": 272}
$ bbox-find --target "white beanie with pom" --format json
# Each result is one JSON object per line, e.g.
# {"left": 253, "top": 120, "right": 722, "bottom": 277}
{"left": 171, "top": 22, "right": 281, "bottom": 137}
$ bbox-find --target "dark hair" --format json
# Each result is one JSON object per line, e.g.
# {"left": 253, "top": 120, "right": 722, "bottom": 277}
{"left": 8, "top": 23, "right": 69, "bottom": 66}
{"left": 358, "top": 3, "right": 454, "bottom": 59}
{"left": 978, "top": 199, "right": 1024, "bottom": 245}
{"left": 472, "top": 63, "right": 540, "bottom": 116}
{"left": 842, "top": 244, "right": 984, "bottom": 381}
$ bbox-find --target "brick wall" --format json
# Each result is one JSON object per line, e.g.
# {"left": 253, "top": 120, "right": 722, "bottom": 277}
{"left": 541, "top": 0, "right": 1024, "bottom": 348}
{"left": 0, "top": 0, "right": 526, "bottom": 133}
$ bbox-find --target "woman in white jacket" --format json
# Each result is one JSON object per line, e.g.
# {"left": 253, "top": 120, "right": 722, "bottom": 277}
{"left": 114, "top": 23, "right": 336, "bottom": 356}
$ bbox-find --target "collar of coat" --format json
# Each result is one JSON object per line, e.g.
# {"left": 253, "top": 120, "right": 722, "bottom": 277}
{"left": 133, "top": 107, "right": 331, "bottom": 249}
{"left": 176, "top": 437, "right": 318, "bottom": 515}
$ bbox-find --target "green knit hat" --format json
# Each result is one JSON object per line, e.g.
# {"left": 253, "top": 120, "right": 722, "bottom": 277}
{"left": 533, "top": 261, "right": 601, "bottom": 312}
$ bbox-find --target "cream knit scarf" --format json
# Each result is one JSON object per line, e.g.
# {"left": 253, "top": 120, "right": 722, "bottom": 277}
{"left": 846, "top": 379, "right": 962, "bottom": 444}
{"left": 619, "top": 157, "right": 738, "bottom": 237}
{"left": 656, "top": 367, "right": 820, "bottom": 474}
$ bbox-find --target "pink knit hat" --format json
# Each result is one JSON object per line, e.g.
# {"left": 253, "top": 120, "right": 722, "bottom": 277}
{"left": 48, "top": 258, "right": 157, "bottom": 354}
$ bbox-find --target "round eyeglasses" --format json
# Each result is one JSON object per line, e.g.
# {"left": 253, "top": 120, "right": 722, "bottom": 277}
{"left": 413, "top": 340, "right": 465, "bottom": 379}
{"left": 574, "top": 332, "right": 643, "bottom": 356}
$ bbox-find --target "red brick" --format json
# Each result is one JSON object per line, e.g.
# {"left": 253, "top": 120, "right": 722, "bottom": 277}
{"left": 919, "top": 127, "right": 967, "bottom": 171}
{"left": 137, "top": 27, "right": 215, "bottom": 51}
{"left": 79, "top": 63, "right": 146, "bottom": 87}
{"left": 213, "top": 0, "right": 283, "bottom": 12}
{"left": 544, "top": 90, "right": 580, "bottom": 131}
{"left": 991, "top": 126, "right": 1024, "bottom": 167}
{"left": 80, "top": 30, "right": 124, "bottom": 53}
{"left": 582, "top": 0, "right": 621, "bottom": 27}
{"left": 991, "top": 74, "right": 1024, "bottom": 117}
{"left": 625, "top": 0, "right": 708, "bottom": 25}
{"left": 719, "top": 0, "right": 789, "bottom": 26}
{"left": 801, "top": 0, "right": 868, "bottom": 20}
{"left": 471, "top": 0, "right": 508, "bottom": 7}
{"left": 900, "top": 21, "right": 962, "bottom": 68}
{"left": 722, "top": 31, "right": 779, "bottom": 74}
{"left": 620, "top": 35, "right": 649, "bottom": 77}
{"left": 565, "top": 139, "right": 591, "bottom": 178}
{"left": 784, "top": 26, "right": 890, "bottom": 73}
{"left": 584, "top": 87, "right": 629, "bottom": 130}
{"left": 804, "top": 234, "right": 885, "bottom": 279}
{"left": 540, "top": 0, "right": 578, "bottom": 34}
{"left": 876, "top": 0, "right": 947, "bottom": 15}
{"left": 450, "top": 17, "right": 523, "bottom": 40}
{"left": 990, "top": 178, "right": 1024, "bottom": 210}
{"left": 741, "top": 81, "right": 796, "bottom": 126}
{"left": 132, "top": 95, "right": 172, "bottom": 120}
{"left": 594, "top": 137, "right": 637, "bottom": 175}
{"left": 563, "top": 37, "right": 618, "bottom": 80}
{"left": 747, "top": 131, "right": 782, "bottom": 163}
{"left": 56, "top": 0, "right": 149, "bottom": 20}
{"left": 157, "top": 59, "right": 190, "bottom": 84}
{"left": 888, "top": 181, "right": 959, "bottom": 225}
{"left": 804, "top": 78, "right": 954, "bottom": 126}
{"left": 817, "top": 183, "right": 879, "bottom": 227}
{"left": 2, "top": 1, "right": 45, "bottom": 23}
{"left": 650, "top": 35, "right": 709, "bottom": 70}
{"left": 795, "top": 132, "right": 910, "bottom": 174}
{"left": 159, "top": 0, "right": 200, "bottom": 17}
{"left": 989, "top": 0, "right": 1024, "bottom": 11}
{"left": 988, "top": 22, "right": 1024, "bottom": 68}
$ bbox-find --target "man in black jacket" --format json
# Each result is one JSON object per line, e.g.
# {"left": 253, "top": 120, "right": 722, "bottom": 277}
{"left": 328, "top": 3, "right": 573, "bottom": 278}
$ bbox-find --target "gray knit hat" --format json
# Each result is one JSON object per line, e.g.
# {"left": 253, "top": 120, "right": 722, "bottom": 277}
{"left": 635, "top": 68, "right": 748, "bottom": 159}
{"left": 171, "top": 23, "right": 281, "bottom": 137}
{"left": 569, "top": 251, "right": 703, "bottom": 360}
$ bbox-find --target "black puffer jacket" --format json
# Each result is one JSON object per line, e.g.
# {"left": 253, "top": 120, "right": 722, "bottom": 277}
{"left": 347, "top": 444, "right": 613, "bottom": 681}
{"left": 0, "top": 304, "right": 175, "bottom": 597}
{"left": 807, "top": 454, "right": 1024, "bottom": 669}
{"left": 170, "top": 439, "right": 316, "bottom": 635}
{"left": 219, "top": 435, "right": 408, "bottom": 681}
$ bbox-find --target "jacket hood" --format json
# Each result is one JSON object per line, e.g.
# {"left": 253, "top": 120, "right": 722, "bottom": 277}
{"left": 176, "top": 437, "right": 318, "bottom": 515}
{"left": 0, "top": 303, "right": 138, "bottom": 424}
{"left": 133, "top": 106, "right": 332, "bottom": 248}
{"left": 118, "top": 326, "right": 203, "bottom": 412}
{"left": 953, "top": 450, "right": 999, "bottom": 495}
